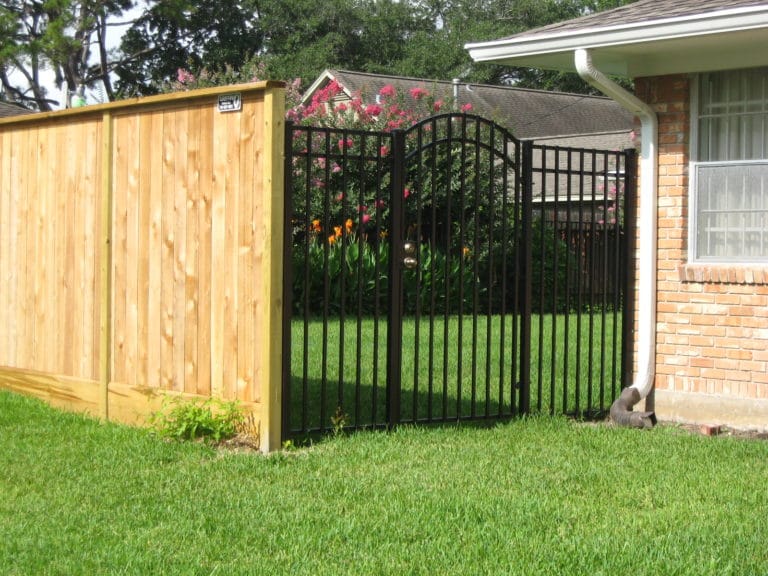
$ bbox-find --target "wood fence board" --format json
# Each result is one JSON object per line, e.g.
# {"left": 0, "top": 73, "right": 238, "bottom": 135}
{"left": 173, "top": 108, "right": 189, "bottom": 394}
{"left": 0, "top": 131, "right": 10, "bottom": 364}
{"left": 209, "top": 106, "right": 227, "bottom": 398}
{"left": 137, "top": 112, "right": 152, "bottom": 386}
{"left": 184, "top": 105, "right": 201, "bottom": 395}
{"left": 238, "top": 97, "right": 257, "bottom": 402}
{"left": 161, "top": 109, "right": 176, "bottom": 391}
{"left": 147, "top": 111, "right": 164, "bottom": 388}
{"left": 196, "top": 105, "right": 214, "bottom": 397}
{"left": 112, "top": 115, "right": 129, "bottom": 386}
{"left": 88, "top": 122, "right": 105, "bottom": 380}
{"left": 223, "top": 107, "right": 240, "bottom": 401}
{"left": 124, "top": 113, "right": 141, "bottom": 386}
{"left": 99, "top": 112, "right": 114, "bottom": 417}
{"left": 82, "top": 120, "right": 100, "bottom": 381}
{"left": 24, "top": 126, "right": 38, "bottom": 369}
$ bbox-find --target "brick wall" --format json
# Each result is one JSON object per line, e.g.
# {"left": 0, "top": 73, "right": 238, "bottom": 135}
{"left": 635, "top": 75, "right": 768, "bottom": 401}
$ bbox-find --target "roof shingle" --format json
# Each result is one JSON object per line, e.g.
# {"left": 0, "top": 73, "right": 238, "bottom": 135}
{"left": 0, "top": 100, "right": 29, "bottom": 118}
{"left": 319, "top": 70, "right": 633, "bottom": 140}
{"left": 497, "top": 0, "right": 768, "bottom": 41}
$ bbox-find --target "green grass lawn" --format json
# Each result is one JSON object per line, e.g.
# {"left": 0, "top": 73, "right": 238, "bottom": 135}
{"left": 2, "top": 389, "right": 767, "bottom": 575}
{"left": 289, "top": 312, "right": 623, "bottom": 433}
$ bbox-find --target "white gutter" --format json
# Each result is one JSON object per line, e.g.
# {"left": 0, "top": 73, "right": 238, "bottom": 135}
{"left": 574, "top": 48, "right": 657, "bottom": 427}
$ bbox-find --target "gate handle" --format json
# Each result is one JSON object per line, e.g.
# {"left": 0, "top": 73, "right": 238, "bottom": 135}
{"left": 403, "top": 242, "right": 418, "bottom": 270}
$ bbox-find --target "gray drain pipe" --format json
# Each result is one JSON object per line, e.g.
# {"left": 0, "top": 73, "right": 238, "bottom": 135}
{"left": 574, "top": 48, "right": 658, "bottom": 428}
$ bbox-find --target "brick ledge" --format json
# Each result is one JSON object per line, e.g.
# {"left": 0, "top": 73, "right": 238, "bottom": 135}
{"left": 678, "top": 264, "right": 768, "bottom": 285}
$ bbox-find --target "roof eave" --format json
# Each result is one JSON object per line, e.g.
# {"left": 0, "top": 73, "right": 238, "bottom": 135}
{"left": 466, "top": 7, "right": 768, "bottom": 76}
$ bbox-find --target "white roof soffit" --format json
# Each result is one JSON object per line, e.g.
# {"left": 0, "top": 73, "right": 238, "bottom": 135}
{"left": 466, "top": 5, "right": 768, "bottom": 77}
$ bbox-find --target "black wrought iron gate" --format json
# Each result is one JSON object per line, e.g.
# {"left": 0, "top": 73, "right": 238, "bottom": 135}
{"left": 282, "top": 114, "right": 636, "bottom": 439}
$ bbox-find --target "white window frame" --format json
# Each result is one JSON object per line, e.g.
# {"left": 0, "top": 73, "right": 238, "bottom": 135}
{"left": 689, "top": 68, "right": 768, "bottom": 264}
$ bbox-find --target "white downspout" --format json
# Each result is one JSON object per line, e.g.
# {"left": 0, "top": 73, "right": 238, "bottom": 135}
{"left": 574, "top": 48, "right": 658, "bottom": 427}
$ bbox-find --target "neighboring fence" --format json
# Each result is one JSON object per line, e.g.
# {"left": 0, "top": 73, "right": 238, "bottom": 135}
{"left": 0, "top": 84, "right": 286, "bottom": 451}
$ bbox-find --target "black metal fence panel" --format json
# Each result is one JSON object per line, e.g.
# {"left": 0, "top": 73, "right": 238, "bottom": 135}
{"left": 283, "top": 117, "right": 636, "bottom": 438}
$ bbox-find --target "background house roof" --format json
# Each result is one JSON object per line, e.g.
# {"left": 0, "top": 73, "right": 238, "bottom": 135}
{"left": 0, "top": 101, "right": 29, "bottom": 118}
{"left": 305, "top": 69, "right": 633, "bottom": 141}
{"left": 466, "top": 0, "right": 768, "bottom": 77}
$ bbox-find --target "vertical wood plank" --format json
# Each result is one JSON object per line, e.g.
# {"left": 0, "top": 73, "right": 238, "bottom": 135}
{"left": 161, "top": 110, "right": 176, "bottom": 391}
{"left": 137, "top": 112, "right": 153, "bottom": 386}
{"left": 147, "top": 111, "right": 164, "bottom": 388}
{"left": 81, "top": 120, "right": 99, "bottom": 381}
{"left": 124, "top": 113, "right": 141, "bottom": 386}
{"left": 100, "top": 112, "right": 115, "bottom": 419}
{"left": 238, "top": 98, "right": 257, "bottom": 402}
{"left": 32, "top": 125, "right": 47, "bottom": 370}
{"left": 60, "top": 122, "right": 77, "bottom": 376}
{"left": 210, "top": 105, "right": 228, "bottom": 398}
{"left": 173, "top": 107, "right": 189, "bottom": 393}
{"left": 223, "top": 107, "right": 240, "bottom": 401}
{"left": 111, "top": 117, "right": 129, "bottom": 386}
{"left": 0, "top": 131, "right": 12, "bottom": 365}
{"left": 196, "top": 105, "right": 214, "bottom": 397}
{"left": 16, "top": 129, "right": 34, "bottom": 367}
{"left": 184, "top": 105, "right": 201, "bottom": 395}
{"left": 66, "top": 122, "right": 85, "bottom": 377}
{"left": 29, "top": 127, "right": 42, "bottom": 370}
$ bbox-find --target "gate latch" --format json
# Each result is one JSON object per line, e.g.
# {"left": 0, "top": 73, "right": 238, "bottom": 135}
{"left": 403, "top": 242, "right": 418, "bottom": 270}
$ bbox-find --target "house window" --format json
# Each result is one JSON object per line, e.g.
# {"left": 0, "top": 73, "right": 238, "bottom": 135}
{"left": 693, "top": 67, "right": 768, "bottom": 262}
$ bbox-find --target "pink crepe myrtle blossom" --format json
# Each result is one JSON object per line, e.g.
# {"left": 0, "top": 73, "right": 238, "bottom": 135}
{"left": 460, "top": 103, "right": 473, "bottom": 113}
{"left": 433, "top": 100, "right": 444, "bottom": 112}
{"left": 338, "top": 138, "right": 354, "bottom": 151}
{"left": 379, "top": 145, "right": 389, "bottom": 157}
{"left": 332, "top": 163, "right": 342, "bottom": 173}
{"left": 403, "top": 188, "right": 411, "bottom": 199}
{"left": 365, "top": 104, "right": 383, "bottom": 116}
{"left": 379, "top": 84, "right": 396, "bottom": 98}
{"left": 361, "top": 213, "right": 371, "bottom": 224}
{"left": 409, "top": 87, "right": 429, "bottom": 100}
{"left": 177, "top": 68, "right": 195, "bottom": 84}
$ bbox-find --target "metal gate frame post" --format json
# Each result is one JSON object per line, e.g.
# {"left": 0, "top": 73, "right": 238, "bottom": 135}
{"left": 281, "top": 122, "right": 295, "bottom": 442}
{"left": 386, "top": 129, "right": 406, "bottom": 427}
{"left": 519, "top": 140, "right": 534, "bottom": 415}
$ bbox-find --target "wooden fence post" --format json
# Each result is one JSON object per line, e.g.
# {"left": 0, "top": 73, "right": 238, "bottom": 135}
{"left": 259, "top": 85, "right": 286, "bottom": 452}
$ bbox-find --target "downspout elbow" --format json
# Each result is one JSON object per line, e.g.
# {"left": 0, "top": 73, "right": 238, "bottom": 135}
{"left": 574, "top": 48, "right": 658, "bottom": 428}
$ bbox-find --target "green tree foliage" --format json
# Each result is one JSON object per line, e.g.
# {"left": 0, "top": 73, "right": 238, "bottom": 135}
{"left": 116, "top": 0, "right": 639, "bottom": 96}
{"left": 0, "top": 0, "right": 135, "bottom": 110}
{"left": 114, "top": 0, "right": 264, "bottom": 97}
{"left": 0, "top": 0, "right": 641, "bottom": 109}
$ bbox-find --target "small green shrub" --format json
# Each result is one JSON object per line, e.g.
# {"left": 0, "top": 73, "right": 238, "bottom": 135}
{"left": 150, "top": 397, "right": 246, "bottom": 443}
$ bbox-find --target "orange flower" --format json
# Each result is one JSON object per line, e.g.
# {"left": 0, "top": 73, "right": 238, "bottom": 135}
{"left": 334, "top": 225, "right": 342, "bottom": 238}
{"left": 345, "top": 218, "right": 354, "bottom": 233}
{"left": 328, "top": 234, "right": 337, "bottom": 245}
{"left": 310, "top": 219, "right": 322, "bottom": 232}
{"left": 462, "top": 246, "right": 471, "bottom": 257}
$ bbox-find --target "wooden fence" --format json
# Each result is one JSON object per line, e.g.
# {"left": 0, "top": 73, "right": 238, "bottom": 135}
{"left": 0, "top": 83, "right": 285, "bottom": 451}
